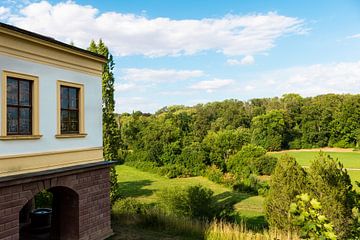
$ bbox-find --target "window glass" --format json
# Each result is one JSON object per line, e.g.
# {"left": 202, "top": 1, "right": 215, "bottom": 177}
{"left": 6, "top": 78, "right": 32, "bottom": 135}
{"left": 60, "top": 86, "right": 80, "bottom": 134}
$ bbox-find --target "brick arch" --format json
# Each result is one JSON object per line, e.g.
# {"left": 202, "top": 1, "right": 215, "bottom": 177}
{"left": 0, "top": 165, "right": 113, "bottom": 240}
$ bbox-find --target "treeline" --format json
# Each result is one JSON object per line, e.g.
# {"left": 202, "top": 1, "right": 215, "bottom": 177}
{"left": 118, "top": 93, "right": 360, "bottom": 161}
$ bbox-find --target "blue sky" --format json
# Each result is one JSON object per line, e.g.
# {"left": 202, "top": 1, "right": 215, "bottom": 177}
{"left": 1, "top": 0, "right": 360, "bottom": 113}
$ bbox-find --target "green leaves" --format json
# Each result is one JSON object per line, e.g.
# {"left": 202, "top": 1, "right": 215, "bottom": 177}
{"left": 89, "top": 40, "right": 120, "bottom": 204}
{"left": 289, "top": 193, "right": 337, "bottom": 240}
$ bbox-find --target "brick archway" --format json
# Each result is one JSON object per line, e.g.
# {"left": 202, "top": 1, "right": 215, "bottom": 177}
{"left": 0, "top": 163, "right": 113, "bottom": 240}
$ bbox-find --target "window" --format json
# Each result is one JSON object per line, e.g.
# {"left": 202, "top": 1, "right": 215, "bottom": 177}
{"left": 1, "top": 71, "right": 40, "bottom": 140}
{"left": 56, "top": 81, "right": 85, "bottom": 138}
{"left": 7, "top": 78, "right": 32, "bottom": 135}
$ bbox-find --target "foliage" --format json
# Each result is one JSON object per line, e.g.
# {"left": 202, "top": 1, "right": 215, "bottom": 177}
{"left": 289, "top": 193, "right": 337, "bottom": 240}
{"left": 112, "top": 197, "right": 147, "bottom": 215}
{"left": 158, "top": 185, "right": 215, "bottom": 219}
{"left": 119, "top": 94, "right": 360, "bottom": 182}
{"left": 226, "top": 144, "right": 267, "bottom": 176}
{"left": 35, "top": 190, "right": 53, "bottom": 208}
{"left": 88, "top": 40, "right": 120, "bottom": 204}
{"left": 307, "top": 153, "right": 355, "bottom": 238}
{"left": 265, "top": 155, "right": 308, "bottom": 231}
{"left": 251, "top": 110, "right": 286, "bottom": 151}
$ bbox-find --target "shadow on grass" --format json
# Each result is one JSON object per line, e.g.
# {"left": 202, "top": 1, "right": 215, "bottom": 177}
{"left": 213, "top": 191, "right": 268, "bottom": 230}
{"left": 237, "top": 215, "right": 268, "bottom": 231}
{"left": 213, "top": 191, "right": 249, "bottom": 206}
{"left": 118, "top": 180, "right": 154, "bottom": 198}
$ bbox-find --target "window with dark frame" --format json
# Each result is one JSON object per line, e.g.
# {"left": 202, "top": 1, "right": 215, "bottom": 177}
{"left": 60, "top": 86, "right": 80, "bottom": 134}
{"left": 6, "top": 77, "right": 32, "bottom": 135}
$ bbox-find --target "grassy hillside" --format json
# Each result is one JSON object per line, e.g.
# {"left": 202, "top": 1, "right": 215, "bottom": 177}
{"left": 116, "top": 165, "right": 265, "bottom": 226}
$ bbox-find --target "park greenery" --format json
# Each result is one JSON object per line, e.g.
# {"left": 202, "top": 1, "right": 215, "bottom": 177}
{"left": 88, "top": 43, "right": 360, "bottom": 239}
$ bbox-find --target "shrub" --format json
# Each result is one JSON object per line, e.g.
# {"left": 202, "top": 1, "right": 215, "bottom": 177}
{"left": 226, "top": 144, "right": 267, "bottom": 176}
{"left": 265, "top": 154, "right": 308, "bottom": 231}
{"left": 113, "top": 197, "right": 146, "bottom": 215}
{"left": 35, "top": 190, "right": 53, "bottom": 208}
{"left": 159, "top": 164, "right": 190, "bottom": 178}
{"left": 252, "top": 155, "right": 278, "bottom": 175}
{"left": 205, "top": 165, "right": 224, "bottom": 184}
{"left": 308, "top": 153, "right": 355, "bottom": 239}
{"left": 158, "top": 185, "right": 215, "bottom": 219}
{"left": 289, "top": 193, "right": 337, "bottom": 240}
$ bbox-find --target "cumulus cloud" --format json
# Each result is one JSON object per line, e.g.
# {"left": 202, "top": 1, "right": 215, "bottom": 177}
{"left": 227, "top": 55, "right": 255, "bottom": 65}
{"left": 190, "top": 79, "right": 235, "bottom": 93}
{"left": 121, "top": 68, "right": 204, "bottom": 83}
{"left": 242, "top": 61, "right": 360, "bottom": 96}
{"left": 5, "top": 1, "right": 306, "bottom": 57}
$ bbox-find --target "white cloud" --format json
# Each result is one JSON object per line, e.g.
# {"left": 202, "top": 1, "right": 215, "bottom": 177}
{"left": 241, "top": 61, "right": 360, "bottom": 96}
{"left": 121, "top": 68, "right": 204, "bottom": 83}
{"left": 116, "top": 96, "right": 160, "bottom": 113}
{"left": 6, "top": 1, "right": 306, "bottom": 57}
{"left": 190, "top": 78, "right": 235, "bottom": 93}
{"left": 347, "top": 33, "right": 360, "bottom": 39}
{"left": 0, "top": 7, "right": 10, "bottom": 19}
{"left": 227, "top": 55, "right": 255, "bottom": 65}
{"left": 115, "top": 83, "right": 137, "bottom": 92}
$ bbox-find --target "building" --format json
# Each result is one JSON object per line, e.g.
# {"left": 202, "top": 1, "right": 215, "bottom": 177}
{"left": 0, "top": 22, "right": 113, "bottom": 240}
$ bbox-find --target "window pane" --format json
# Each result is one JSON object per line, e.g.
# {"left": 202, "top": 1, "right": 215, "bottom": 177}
{"left": 19, "top": 81, "right": 31, "bottom": 106}
{"left": 7, "top": 78, "right": 18, "bottom": 105}
{"left": 69, "top": 111, "right": 78, "bottom": 122}
{"left": 70, "top": 121, "right": 79, "bottom": 132}
{"left": 61, "top": 87, "right": 69, "bottom": 109}
{"left": 7, "top": 107, "right": 18, "bottom": 134}
{"left": 19, "top": 108, "right": 31, "bottom": 134}
{"left": 61, "top": 110, "right": 69, "bottom": 133}
{"left": 69, "top": 88, "right": 78, "bottom": 109}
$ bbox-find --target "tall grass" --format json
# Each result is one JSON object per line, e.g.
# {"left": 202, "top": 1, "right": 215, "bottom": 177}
{"left": 112, "top": 198, "right": 298, "bottom": 240}
{"left": 205, "top": 221, "right": 298, "bottom": 240}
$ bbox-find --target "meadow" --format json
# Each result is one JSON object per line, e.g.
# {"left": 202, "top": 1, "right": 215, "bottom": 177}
{"left": 269, "top": 150, "right": 360, "bottom": 189}
{"left": 116, "top": 165, "right": 265, "bottom": 227}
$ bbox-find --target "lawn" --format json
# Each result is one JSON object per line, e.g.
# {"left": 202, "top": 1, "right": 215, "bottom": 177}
{"left": 269, "top": 150, "right": 360, "bottom": 190}
{"left": 269, "top": 151, "right": 360, "bottom": 168}
{"left": 116, "top": 165, "right": 265, "bottom": 227}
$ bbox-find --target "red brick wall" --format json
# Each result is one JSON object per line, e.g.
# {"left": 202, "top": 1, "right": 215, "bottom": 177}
{"left": 0, "top": 166, "right": 113, "bottom": 240}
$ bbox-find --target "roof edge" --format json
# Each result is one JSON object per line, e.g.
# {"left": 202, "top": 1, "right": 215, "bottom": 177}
{"left": 0, "top": 22, "right": 107, "bottom": 62}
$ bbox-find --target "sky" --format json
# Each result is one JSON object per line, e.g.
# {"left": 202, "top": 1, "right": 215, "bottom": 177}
{"left": 1, "top": 0, "right": 360, "bottom": 113}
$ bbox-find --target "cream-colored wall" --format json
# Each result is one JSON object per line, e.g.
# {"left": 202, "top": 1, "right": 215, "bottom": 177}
{"left": 0, "top": 54, "right": 104, "bottom": 175}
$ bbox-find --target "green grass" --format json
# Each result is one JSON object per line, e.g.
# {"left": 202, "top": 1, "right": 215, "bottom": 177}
{"left": 269, "top": 151, "right": 360, "bottom": 168}
{"left": 270, "top": 151, "right": 360, "bottom": 190}
{"left": 116, "top": 165, "right": 265, "bottom": 226}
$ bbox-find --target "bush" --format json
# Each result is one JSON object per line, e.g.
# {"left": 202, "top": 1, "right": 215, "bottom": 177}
{"left": 35, "top": 190, "right": 53, "bottom": 208}
{"left": 289, "top": 193, "right": 337, "bottom": 240}
{"left": 159, "top": 164, "right": 190, "bottom": 178}
{"left": 113, "top": 197, "right": 146, "bottom": 215}
{"left": 308, "top": 153, "right": 355, "bottom": 238}
{"left": 252, "top": 155, "right": 277, "bottom": 175}
{"left": 226, "top": 144, "right": 267, "bottom": 176}
{"left": 205, "top": 165, "right": 224, "bottom": 184}
{"left": 265, "top": 155, "right": 308, "bottom": 231}
{"left": 158, "top": 185, "right": 215, "bottom": 219}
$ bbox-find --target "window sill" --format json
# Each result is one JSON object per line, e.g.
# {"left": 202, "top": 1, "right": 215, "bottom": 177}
{"left": 55, "top": 133, "right": 87, "bottom": 139}
{"left": 0, "top": 135, "right": 43, "bottom": 140}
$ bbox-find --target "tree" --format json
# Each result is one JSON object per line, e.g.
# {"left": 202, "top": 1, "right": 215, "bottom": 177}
{"left": 265, "top": 155, "right": 308, "bottom": 231}
{"left": 88, "top": 40, "right": 120, "bottom": 204}
{"left": 251, "top": 110, "right": 286, "bottom": 151}
{"left": 308, "top": 153, "right": 355, "bottom": 238}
